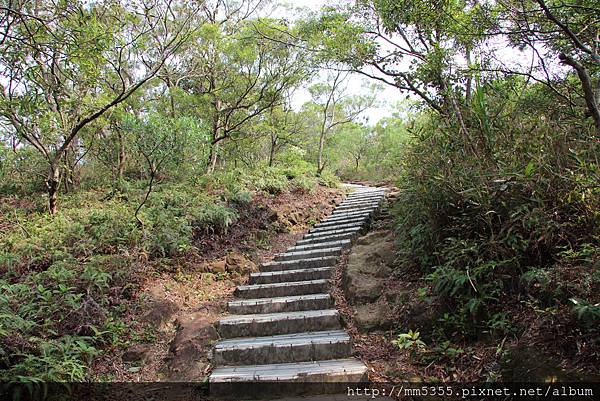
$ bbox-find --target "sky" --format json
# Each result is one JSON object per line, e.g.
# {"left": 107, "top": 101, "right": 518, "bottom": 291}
{"left": 262, "top": 0, "right": 558, "bottom": 126}
{"left": 265, "top": 0, "right": 401, "bottom": 124}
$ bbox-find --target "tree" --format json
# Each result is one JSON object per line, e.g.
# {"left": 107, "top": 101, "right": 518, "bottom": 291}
{"left": 0, "top": 0, "right": 198, "bottom": 213}
{"left": 498, "top": 0, "right": 600, "bottom": 133}
{"left": 164, "top": 2, "right": 310, "bottom": 173}
{"left": 305, "top": 71, "right": 374, "bottom": 175}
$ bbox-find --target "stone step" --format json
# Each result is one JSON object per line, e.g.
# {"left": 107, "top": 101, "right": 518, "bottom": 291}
{"left": 302, "top": 226, "right": 362, "bottom": 240}
{"left": 261, "top": 256, "right": 338, "bottom": 272}
{"left": 217, "top": 309, "right": 341, "bottom": 338}
{"left": 345, "top": 195, "right": 383, "bottom": 203}
{"left": 347, "top": 191, "right": 384, "bottom": 198}
{"left": 213, "top": 330, "right": 351, "bottom": 366}
{"left": 295, "top": 231, "right": 359, "bottom": 246}
{"left": 250, "top": 267, "right": 334, "bottom": 285}
{"left": 313, "top": 216, "right": 368, "bottom": 229}
{"left": 274, "top": 247, "right": 343, "bottom": 262}
{"left": 309, "top": 221, "right": 364, "bottom": 234}
{"left": 209, "top": 358, "right": 367, "bottom": 392}
{"left": 228, "top": 294, "right": 333, "bottom": 315}
{"left": 332, "top": 206, "right": 377, "bottom": 216}
{"left": 235, "top": 279, "right": 330, "bottom": 299}
{"left": 321, "top": 210, "right": 373, "bottom": 222}
{"left": 340, "top": 196, "right": 383, "bottom": 205}
{"left": 287, "top": 239, "right": 351, "bottom": 253}
{"left": 333, "top": 203, "right": 380, "bottom": 213}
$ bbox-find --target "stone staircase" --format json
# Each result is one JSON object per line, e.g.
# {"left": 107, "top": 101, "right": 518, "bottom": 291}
{"left": 209, "top": 185, "right": 385, "bottom": 399}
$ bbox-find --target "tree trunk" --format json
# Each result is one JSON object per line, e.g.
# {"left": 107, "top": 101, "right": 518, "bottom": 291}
{"left": 268, "top": 134, "right": 277, "bottom": 167}
{"left": 317, "top": 130, "right": 326, "bottom": 176}
{"left": 46, "top": 162, "right": 61, "bottom": 214}
{"left": 207, "top": 142, "right": 219, "bottom": 174}
{"left": 117, "top": 131, "right": 126, "bottom": 181}
{"left": 559, "top": 53, "right": 600, "bottom": 134}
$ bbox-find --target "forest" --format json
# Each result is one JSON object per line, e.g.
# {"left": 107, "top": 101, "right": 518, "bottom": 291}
{"left": 0, "top": 0, "right": 599, "bottom": 392}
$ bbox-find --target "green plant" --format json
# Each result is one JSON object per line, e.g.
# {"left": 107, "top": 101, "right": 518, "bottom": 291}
{"left": 392, "top": 329, "right": 426, "bottom": 352}
{"left": 569, "top": 298, "right": 600, "bottom": 326}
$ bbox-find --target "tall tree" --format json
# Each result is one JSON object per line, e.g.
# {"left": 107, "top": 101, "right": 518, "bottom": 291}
{"left": 305, "top": 71, "right": 374, "bottom": 175}
{"left": 0, "top": 0, "right": 198, "bottom": 213}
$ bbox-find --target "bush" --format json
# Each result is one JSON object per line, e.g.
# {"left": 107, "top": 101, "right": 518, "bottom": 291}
{"left": 392, "top": 83, "right": 599, "bottom": 338}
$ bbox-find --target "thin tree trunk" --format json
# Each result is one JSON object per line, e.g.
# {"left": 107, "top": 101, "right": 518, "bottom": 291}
{"left": 317, "top": 130, "right": 326, "bottom": 176}
{"left": 117, "top": 131, "right": 126, "bottom": 181}
{"left": 268, "top": 134, "right": 277, "bottom": 167}
{"left": 465, "top": 47, "right": 473, "bottom": 104}
{"left": 46, "top": 162, "right": 61, "bottom": 214}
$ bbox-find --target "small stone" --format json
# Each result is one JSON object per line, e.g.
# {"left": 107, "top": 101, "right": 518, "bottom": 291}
{"left": 122, "top": 343, "right": 153, "bottom": 363}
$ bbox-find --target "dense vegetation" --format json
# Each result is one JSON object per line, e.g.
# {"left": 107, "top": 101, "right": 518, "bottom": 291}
{"left": 1, "top": 0, "right": 598, "bottom": 385}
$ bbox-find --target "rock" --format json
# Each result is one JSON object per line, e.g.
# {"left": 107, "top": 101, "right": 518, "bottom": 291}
{"left": 209, "top": 259, "right": 227, "bottom": 274}
{"left": 343, "top": 230, "right": 396, "bottom": 305}
{"left": 353, "top": 302, "right": 393, "bottom": 331}
{"left": 164, "top": 311, "right": 219, "bottom": 380}
{"left": 141, "top": 297, "right": 179, "bottom": 329}
{"left": 288, "top": 212, "right": 300, "bottom": 225}
{"left": 225, "top": 252, "right": 257, "bottom": 275}
{"left": 343, "top": 272, "right": 383, "bottom": 304}
{"left": 122, "top": 343, "right": 153, "bottom": 363}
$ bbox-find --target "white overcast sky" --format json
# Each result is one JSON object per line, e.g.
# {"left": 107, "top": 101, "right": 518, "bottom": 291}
{"left": 261, "top": 0, "right": 554, "bottom": 125}
{"left": 264, "top": 0, "right": 401, "bottom": 124}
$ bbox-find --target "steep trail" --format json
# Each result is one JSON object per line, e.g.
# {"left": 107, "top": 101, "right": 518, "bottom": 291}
{"left": 208, "top": 184, "right": 387, "bottom": 399}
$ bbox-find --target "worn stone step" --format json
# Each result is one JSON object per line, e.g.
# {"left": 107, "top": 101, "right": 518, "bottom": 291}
{"left": 347, "top": 191, "right": 384, "bottom": 198}
{"left": 296, "top": 231, "right": 359, "bottom": 245}
{"left": 235, "top": 279, "right": 330, "bottom": 299}
{"left": 332, "top": 206, "right": 377, "bottom": 216}
{"left": 217, "top": 309, "right": 341, "bottom": 338}
{"left": 334, "top": 203, "right": 380, "bottom": 213}
{"left": 345, "top": 195, "right": 383, "bottom": 203}
{"left": 228, "top": 294, "right": 333, "bottom": 315}
{"left": 261, "top": 256, "right": 338, "bottom": 272}
{"left": 213, "top": 330, "right": 352, "bottom": 366}
{"left": 313, "top": 216, "right": 368, "bottom": 229}
{"left": 321, "top": 210, "right": 373, "bottom": 222}
{"left": 302, "top": 226, "right": 362, "bottom": 240}
{"left": 340, "top": 196, "right": 383, "bottom": 205}
{"left": 210, "top": 358, "right": 368, "bottom": 397}
{"left": 274, "top": 247, "right": 343, "bottom": 262}
{"left": 287, "top": 239, "right": 351, "bottom": 253}
{"left": 250, "top": 267, "right": 334, "bottom": 284}
{"left": 309, "top": 221, "right": 364, "bottom": 234}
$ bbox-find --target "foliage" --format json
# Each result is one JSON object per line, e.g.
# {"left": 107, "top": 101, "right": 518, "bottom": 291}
{"left": 392, "top": 330, "right": 426, "bottom": 353}
{"left": 392, "top": 79, "right": 599, "bottom": 339}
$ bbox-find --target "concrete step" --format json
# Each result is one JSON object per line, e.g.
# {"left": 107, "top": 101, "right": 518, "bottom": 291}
{"left": 295, "top": 231, "right": 359, "bottom": 246}
{"left": 313, "top": 216, "right": 368, "bottom": 229}
{"left": 217, "top": 309, "right": 341, "bottom": 338}
{"left": 309, "top": 221, "right": 364, "bottom": 234}
{"left": 347, "top": 192, "right": 384, "bottom": 199}
{"left": 210, "top": 358, "right": 366, "bottom": 387}
{"left": 321, "top": 211, "right": 373, "bottom": 222}
{"left": 302, "top": 226, "right": 362, "bottom": 240}
{"left": 332, "top": 207, "right": 377, "bottom": 216}
{"left": 333, "top": 203, "right": 380, "bottom": 213}
{"left": 340, "top": 196, "right": 383, "bottom": 205}
{"left": 250, "top": 267, "right": 334, "bottom": 285}
{"left": 287, "top": 239, "right": 351, "bottom": 253}
{"left": 235, "top": 279, "right": 330, "bottom": 299}
{"left": 213, "top": 330, "right": 351, "bottom": 366}
{"left": 261, "top": 256, "right": 338, "bottom": 272}
{"left": 228, "top": 293, "right": 333, "bottom": 315}
{"left": 274, "top": 247, "right": 343, "bottom": 262}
